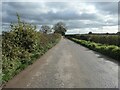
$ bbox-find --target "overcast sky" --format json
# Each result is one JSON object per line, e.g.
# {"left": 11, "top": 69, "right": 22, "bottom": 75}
{"left": 2, "top": 2, "right": 119, "bottom": 34}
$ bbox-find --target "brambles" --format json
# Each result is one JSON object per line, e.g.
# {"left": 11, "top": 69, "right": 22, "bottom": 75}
{"left": 2, "top": 14, "right": 61, "bottom": 82}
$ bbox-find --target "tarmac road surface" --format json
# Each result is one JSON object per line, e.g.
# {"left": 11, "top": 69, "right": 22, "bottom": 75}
{"left": 3, "top": 37, "right": 118, "bottom": 88}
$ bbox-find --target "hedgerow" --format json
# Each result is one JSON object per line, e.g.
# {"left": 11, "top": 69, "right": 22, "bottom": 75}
{"left": 2, "top": 14, "right": 61, "bottom": 82}
{"left": 70, "top": 38, "right": 120, "bottom": 60}
{"left": 67, "top": 34, "right": 120, "bottom": 46}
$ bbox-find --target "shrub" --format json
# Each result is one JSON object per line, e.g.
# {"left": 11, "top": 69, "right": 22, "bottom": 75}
{"left": 2, "top": 14, "right": 61, "bottom": 82}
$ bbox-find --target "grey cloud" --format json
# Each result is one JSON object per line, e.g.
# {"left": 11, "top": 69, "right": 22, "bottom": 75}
{"left": 2, "top": 2, "right": 118, "bottom": 33}
{"left": 66, "top": 19, "right": 117, "bottom": 30}
{"left": 93, "top": 2, "right": 118, "bottom": 15}
{"left": 2, "top": 2, "right": 99, "bottom": 28}
{"left": 2, "top": 2, "right": 98, "bottom": 23}
{"left": 41, "top": 10, "right": 98, "bottom": 21}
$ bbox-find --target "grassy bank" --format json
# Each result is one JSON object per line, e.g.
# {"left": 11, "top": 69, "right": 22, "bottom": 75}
{"left": 69, "top": 38, "right": 120, "bottom": 60}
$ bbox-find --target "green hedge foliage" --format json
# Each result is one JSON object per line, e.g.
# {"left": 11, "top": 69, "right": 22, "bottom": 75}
{"left": 2, "top": 15, "right": 61, "bottom": 82}
{"left": 68, "top": 34, "right": 120, "bottom": 46}
{"left": 70, "top": 38, "right": 120, "bottom": 60}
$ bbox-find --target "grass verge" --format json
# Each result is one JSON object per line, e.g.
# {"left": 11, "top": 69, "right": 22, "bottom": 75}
{"left": 69, "top": 38, "right": 120, "bottom": 60}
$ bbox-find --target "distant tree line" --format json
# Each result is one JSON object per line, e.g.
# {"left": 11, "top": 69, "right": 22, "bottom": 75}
{"left": 88, "top": 31, "right": 120, "bottom": 35}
